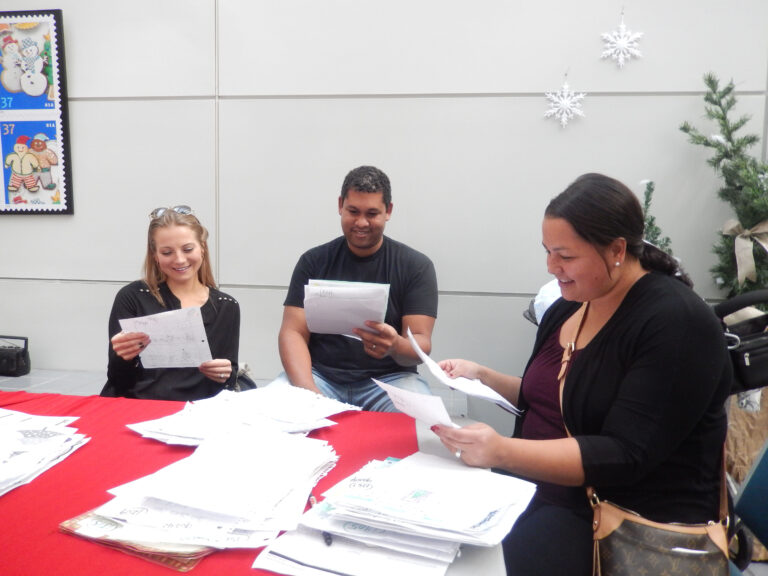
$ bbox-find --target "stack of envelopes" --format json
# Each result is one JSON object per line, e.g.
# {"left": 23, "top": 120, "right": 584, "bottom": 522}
{"left": 126, "top": 383, "right": 360, "bottom": 446}
{"left": 60, "top": 429, "right": 338, "bottom": 570}
{"left": 0, "top": 407, "right": 90, "bottom": 497}
{"left": 254, "top": 451, "right": 536, "bottom": 576}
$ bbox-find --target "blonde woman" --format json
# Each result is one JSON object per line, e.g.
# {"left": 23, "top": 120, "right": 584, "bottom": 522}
{"left": 102, "top": 206, "right": 240, "bottom": 400}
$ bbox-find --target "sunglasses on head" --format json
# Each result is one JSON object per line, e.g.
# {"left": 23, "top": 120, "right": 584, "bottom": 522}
{"left": 149, "top": 205, "right": 193, "bottom": 219}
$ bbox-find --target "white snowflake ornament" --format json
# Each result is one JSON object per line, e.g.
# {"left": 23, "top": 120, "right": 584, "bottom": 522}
{"left": 601, "top": 15, "right": 643, "bottom": 68}
{"left": 544, "top": 81, "right": 586, "bottom": 128}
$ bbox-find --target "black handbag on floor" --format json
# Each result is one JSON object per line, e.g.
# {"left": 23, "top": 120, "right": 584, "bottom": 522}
{"left": 227, "top": 365, "right": 257, "bottom": 392}
{"left": 714, "top": 289, "right": 768, "bottom": 392}
{"left": 0, "top": 335, "right": 31, "bottom": 377}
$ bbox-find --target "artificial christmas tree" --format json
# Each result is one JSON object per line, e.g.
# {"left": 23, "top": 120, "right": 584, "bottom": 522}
{"left": 641, "top": 180, "right": 673, "bottom": 256}
{"left": 680, "top": 73, "right": 768, "bottom": 296}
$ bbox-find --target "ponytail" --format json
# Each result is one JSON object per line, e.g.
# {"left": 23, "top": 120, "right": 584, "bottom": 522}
{"left": 637, "top": 240, "right": 693, "bottom": 288}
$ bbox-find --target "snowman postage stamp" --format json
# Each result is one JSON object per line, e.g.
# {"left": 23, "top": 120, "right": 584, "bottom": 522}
{"left": 0, "top": 10, "right": 72, "bottom": 214}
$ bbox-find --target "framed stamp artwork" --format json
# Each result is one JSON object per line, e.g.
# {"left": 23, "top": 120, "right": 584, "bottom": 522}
{"left": 0, "top": 10, "right": 72, "bottom": 214}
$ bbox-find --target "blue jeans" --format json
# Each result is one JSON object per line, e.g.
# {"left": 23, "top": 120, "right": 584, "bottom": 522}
{"left": 313, "top": 369, "right": 431, "bottom": 412}
{"left": 276, "top": 369, "right": 431, "bottom": 412}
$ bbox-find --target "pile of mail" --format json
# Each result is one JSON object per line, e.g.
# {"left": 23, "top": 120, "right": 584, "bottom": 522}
{"left": 61, "top": 428, "right": 339, "bottom": 570}
{"left": 59, "top": 512, "right": 213, "bottom": 572}
{"left": 126, "top": 380, "right": 361, "bottom": 445}
{"left": 0, "top": 407, "right": 89, "bottom": 498}
{"left": 61, "top": 382, "right": 361, "bottom": 569}
{"left": 254, "top": 451, "right": 536, "bottom": 576}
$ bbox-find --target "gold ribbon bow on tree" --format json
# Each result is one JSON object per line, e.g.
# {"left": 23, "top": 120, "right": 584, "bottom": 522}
{"left": 722, "top": 218, "right": 768, "bottom": 285}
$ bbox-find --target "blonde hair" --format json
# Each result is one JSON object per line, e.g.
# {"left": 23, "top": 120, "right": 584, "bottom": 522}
{"left": 143, "top": 210, "right": 216, "bottom": 304}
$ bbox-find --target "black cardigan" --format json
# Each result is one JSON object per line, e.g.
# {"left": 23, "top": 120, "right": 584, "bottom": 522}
{"left": 515, "top": 273, "right": 731, "bottom": 523}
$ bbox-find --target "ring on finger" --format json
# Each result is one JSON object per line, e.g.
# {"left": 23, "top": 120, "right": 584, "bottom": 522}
{"left": 455, "top": 449, "right": 462, "bottom": 459}
{"left": 371, "top": 344, "right": 377, "bottom": 350}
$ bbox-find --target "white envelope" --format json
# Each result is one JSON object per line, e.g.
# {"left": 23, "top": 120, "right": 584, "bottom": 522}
{"left": 304, "top": 280, "right": 389, "bottom": 337}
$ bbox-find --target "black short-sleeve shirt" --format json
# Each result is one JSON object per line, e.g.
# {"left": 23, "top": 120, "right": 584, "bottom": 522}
{"left": 284, "top": 236, "right": 438, "bottom": 384}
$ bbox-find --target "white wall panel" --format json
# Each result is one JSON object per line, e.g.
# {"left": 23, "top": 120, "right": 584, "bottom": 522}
{"left": 17, "top": 0, "right": 216, "bottom": 97}
{"left": 431, "top": 293, "right": 536, "bottom": 375}
{"left": 219, "top": 0, "right": 768, "bottom": 95}
{"left": 0, "top": 279, "right": 117, "bottom": 373}
{"left": 0, "top": 99, "right": 217, "bottom": 281}
{"left": 225, "top": 286, "right": 286, "bottom": 379}
{"left": 219, "top": 94, "right": 761, "bottom": 297}
{"left": 218, "top": 95, "right": 562, "bottom": 290}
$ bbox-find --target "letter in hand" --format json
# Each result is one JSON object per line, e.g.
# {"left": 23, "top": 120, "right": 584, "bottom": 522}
{"left": 111, "top": 331, "right": 151, "bottom": 362}
{"left": 438, "top": 358, "right": 482, "bottom": 380}
{"left": 354, "top": 320, "right": 397, "bottom": 359}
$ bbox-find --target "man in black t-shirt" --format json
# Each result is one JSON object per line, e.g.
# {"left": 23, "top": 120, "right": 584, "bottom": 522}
{"left": 278, "top": 166, "right": 438, "bottom": 411}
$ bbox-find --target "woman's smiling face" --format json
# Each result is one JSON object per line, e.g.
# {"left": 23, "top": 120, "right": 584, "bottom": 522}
{"left": 152, "top": 224, "right": 203, "bottom": 286}
{"left": 542, "top": 216, "right": 615, "bottom": 302}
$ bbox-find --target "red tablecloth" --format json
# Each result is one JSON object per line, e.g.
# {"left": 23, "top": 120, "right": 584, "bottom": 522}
{"left": 0, "top": 391, "right": 418, "bottom": 576}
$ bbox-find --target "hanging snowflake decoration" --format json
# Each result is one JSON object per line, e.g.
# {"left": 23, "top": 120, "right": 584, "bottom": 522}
{"left": 601, "top": 15, "right": 643, "bottom": 68}
{"left": 544, "top": 81, "right": 586, "bottom": 128}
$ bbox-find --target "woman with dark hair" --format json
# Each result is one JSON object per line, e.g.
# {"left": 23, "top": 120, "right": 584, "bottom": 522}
{"left": 432, "top": 173, "right": 730, "bottom": 575}
{"left": 101, "top": 206, "right": 240, "bottom": 400}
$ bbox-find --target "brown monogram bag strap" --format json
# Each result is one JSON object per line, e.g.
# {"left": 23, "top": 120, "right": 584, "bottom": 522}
{"left": 558, "top": 301, "right": 589, "bottom": 436}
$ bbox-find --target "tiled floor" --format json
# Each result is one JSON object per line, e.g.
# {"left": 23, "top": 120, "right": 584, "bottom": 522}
{"left": 0, "top": 369, "right": 107, "bottom": 395}
{"left": 2, "top": 369, "right": 767, "bottom": 575}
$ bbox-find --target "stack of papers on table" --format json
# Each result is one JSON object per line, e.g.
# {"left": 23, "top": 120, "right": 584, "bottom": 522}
{"left": 254, "top": 452, "right": 536, "bottom": 576}
{"left": 0, "top": 407, "right": 90, "bottom": 497}
{"left": 127, "top": 380, "right": 360, "bottom": 446}
{"left": 304, "top": 280, "right": 389, "bottom": 337}
{"left": 61, "top": 428, "right": 338, "bottom": 569}
{"left": 59, "top": 514, "right": 213, "bottom": 572}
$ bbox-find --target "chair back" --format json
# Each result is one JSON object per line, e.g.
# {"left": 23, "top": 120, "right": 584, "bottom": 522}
{"left": 734, "top": 438, "right": 768, "bottom": 548}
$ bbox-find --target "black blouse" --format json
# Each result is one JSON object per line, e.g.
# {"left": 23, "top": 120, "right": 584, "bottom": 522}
{"left": 102, "top": 280, "right": 240, "bottom": 401}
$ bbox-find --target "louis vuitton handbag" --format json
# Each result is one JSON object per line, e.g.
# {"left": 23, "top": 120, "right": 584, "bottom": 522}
{"left": 589, "top": 486, "right": 729, "bottom": 576}
{"left": 558, "top": 304, "right": 730, "bottom": 576}
{"left": 0, "top": 335, "right": 31, "bottom": 377}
